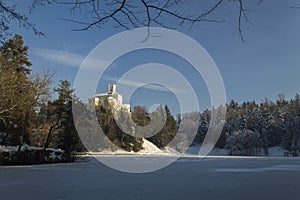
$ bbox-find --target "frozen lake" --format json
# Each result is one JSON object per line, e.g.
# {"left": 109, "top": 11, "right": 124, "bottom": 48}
{"left": 1, "top": 156, "right": 300, "bottom": 200}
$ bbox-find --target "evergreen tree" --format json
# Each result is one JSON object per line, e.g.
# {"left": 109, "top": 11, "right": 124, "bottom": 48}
{"left": 132, "top": 106, "right": 150, "bottom": 127}
{"left": 96, "top": 102, "right": 144, "bottom": 152}
{"left": 148, "top": 105, "right": 177, "bottom": 148}
{"left": 0, "top": 34, "right": 35, "bottom": 146}
{"left": 54, "top": 80, "right": 83, "bottom": 154}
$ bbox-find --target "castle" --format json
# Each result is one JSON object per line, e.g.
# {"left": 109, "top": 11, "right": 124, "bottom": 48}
{"left": 93, "top": 84, "right": 130, "bottom": 113}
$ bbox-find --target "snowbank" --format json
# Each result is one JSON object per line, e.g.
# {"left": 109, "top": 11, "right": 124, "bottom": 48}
{"left": 139, "top": 139, "right": 163, "bottom": 154}
{"left": 90, "top": 139, "right": 163, "bottom": 155}
{"left": 268, "top": 146, "right": 287, "bottom": 157}
{"left": 185, "top": 146, "right": 228, "bottom": 156}
{"left": 0, "top": 144, "right": 71, "bottom": 165}
{"left": 162, "top": 146, "right": 180, "bottom": 155}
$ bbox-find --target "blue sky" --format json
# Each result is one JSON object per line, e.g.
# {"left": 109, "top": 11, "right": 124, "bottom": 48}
{"left": 9, "top": 0, "right": 300, "bottom": 115}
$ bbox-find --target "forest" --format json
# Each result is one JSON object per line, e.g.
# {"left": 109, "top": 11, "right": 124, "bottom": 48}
{"left": 0, "top": 34, "right": 300, "bottom": 165}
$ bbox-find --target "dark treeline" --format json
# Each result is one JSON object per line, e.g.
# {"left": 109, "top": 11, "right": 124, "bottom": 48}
{"left": 193, "top": 95, "right": 300, "bottom": 156}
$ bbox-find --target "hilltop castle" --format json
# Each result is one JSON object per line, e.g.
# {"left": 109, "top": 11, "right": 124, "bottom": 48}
{"left": 93, "top": 84, "right": 130, "bottom": 113}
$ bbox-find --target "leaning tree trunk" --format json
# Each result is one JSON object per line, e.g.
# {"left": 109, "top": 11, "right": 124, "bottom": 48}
{"left": 43, "top": 118, "right": 60, "bottom": 150}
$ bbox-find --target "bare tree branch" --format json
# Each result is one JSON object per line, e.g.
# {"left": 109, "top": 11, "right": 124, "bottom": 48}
{"left": 30, "top": 69, "right": 54, "bottom": 106}
{"left": 0, "top": 1, "right": 44, "bottom": 43}
{"left": 0, "top": 0, "right": 274, "bottom": 43}
{"left": 58, "top": 0, "right": 226, "bottom": 30}
{"left": 0, "top": 105, "right": 17, "bottom": 116}
{"left": 54, "top": 0, "right": 257, "bottom": 41}
{"left": 74, "top": 0, "right": 127, "bottom": 31}
{"left": 257, "top": 0, "right": 264, "bottom": 6}
{"left": 237, "top": 0, "right": 253, "bottom": 42}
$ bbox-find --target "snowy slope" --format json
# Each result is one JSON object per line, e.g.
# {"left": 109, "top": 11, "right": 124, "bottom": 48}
{"left": 93, "top": 138, "right": 163, "bottom": 155}
{"left": 139, "top": 139, "right": 163, "bottom": 154}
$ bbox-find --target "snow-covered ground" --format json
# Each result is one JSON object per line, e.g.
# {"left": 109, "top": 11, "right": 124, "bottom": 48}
{"left": 86, "top": 138, "right": 289, "bottom": 157}
{"left": 87, "top": 139, "right": 180, "bottom": 156}
{"left": 185, "top": 146, "right": 288, "bottom": 157}
{"left": 87, "top": 139, "right": 164, "bottom": 155}
{"left": 0, "top": 144, "right": 62, "bottom": 153}
{"left": 185, "top": 146, "right": 229, "bottom": 156}
{"left": 1, "top": 156, "right": 300, "bottom": 200}
{"left": 139, "top": 139, "right": 163, "bottom": 154}
{"left": 268, "top": 146, "right": 288, "bottom": 157}
{"left": 0, "top": 144, "right": 66, "bottom": 164}
{"left": 88, "top": 139, "right": 228, "bottom": 156}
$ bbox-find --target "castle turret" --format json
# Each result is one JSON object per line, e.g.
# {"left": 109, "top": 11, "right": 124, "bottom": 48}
{"left": 93, "top": 84, "right": 130, "bottom": 113}
{"left": 108, "top": 83, "right": 116, "bottom": 95}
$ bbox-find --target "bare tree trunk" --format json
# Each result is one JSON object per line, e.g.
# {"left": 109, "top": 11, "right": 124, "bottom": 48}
{"left": 16, "top": 122, "right": 25, "bottom": 155}
{"left": 43, "top": 118, "right": 60, "bottom": 150}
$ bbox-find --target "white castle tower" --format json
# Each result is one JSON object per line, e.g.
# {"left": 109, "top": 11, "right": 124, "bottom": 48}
{"left": 93, "top": 84, "right": 130, "bottom": 113}
{"left": 108, "top": 83, "right": 116, "bottom": 95}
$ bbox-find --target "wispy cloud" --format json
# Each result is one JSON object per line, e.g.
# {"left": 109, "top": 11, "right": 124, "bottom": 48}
{"left": 32, "top": 48, "right": 84, "bottom": 68}
{"left": 103, "top": 75, "right": 188, "bottom": 94}
{"left": 32, "top": 48, "right": 111, "bottom": 71}
{"left": 32, "top": 48, "right": 190, "bottom": 94}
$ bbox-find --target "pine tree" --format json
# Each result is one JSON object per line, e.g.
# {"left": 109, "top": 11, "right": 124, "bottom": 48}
{"left": 54, "top": 80, "right": 83, "bottom": 154}
{"left": 0, "top": 34, "right": 35, "bottom": 146}
{"left": 148, "top": 105, "right": 177, "bottom": 148}
{"left": 132, "top": 106, "right": 150, "bottom": 127}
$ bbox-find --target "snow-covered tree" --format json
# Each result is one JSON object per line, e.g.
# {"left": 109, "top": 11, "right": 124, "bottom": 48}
{"left": 225, "top": 129, "right": 261, "bottom": 156}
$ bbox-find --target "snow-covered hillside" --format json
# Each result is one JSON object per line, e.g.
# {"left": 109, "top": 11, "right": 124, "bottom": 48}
{"left": 91, "top": 139, "right": 165, "bottom": 155}
{"left": 139, "top": 139, "right": 163, "bottom": 154}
